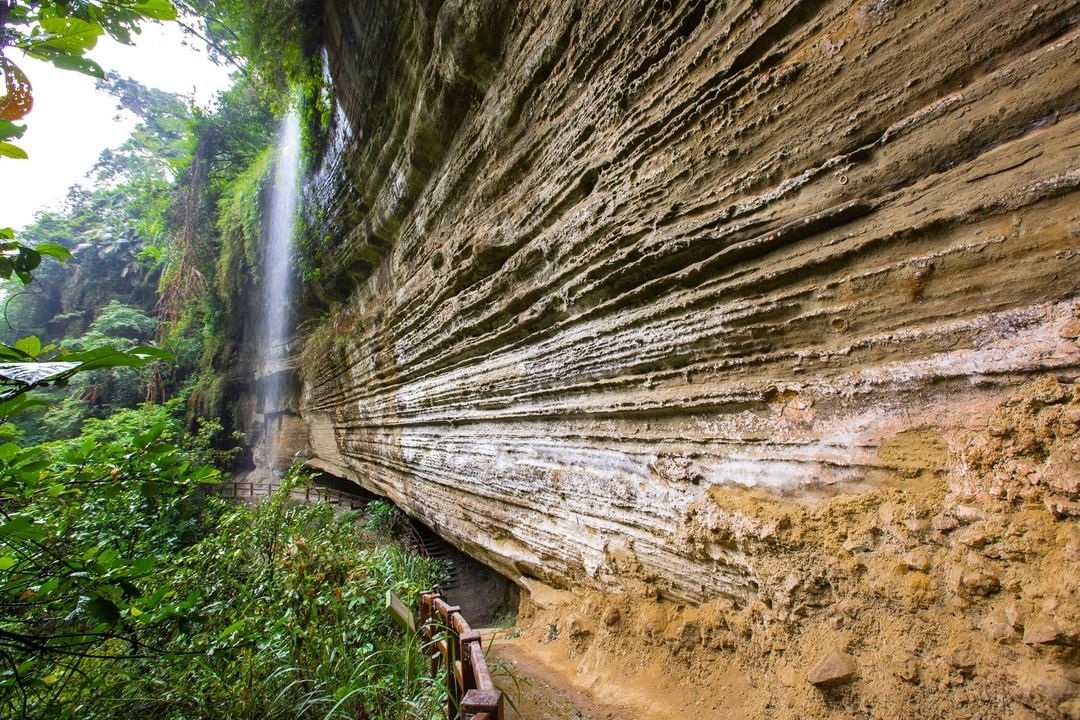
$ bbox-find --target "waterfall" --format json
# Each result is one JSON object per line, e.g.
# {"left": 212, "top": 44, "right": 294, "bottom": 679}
{"left": 259, "top": 111, "right": 301, "bottom": 474}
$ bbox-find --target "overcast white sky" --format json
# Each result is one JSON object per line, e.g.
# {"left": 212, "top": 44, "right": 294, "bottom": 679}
{"left": 0, "top": 21, "right": 234, "bottom": 231}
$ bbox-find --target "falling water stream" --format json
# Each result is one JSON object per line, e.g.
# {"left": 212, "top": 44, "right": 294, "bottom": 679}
{"left": 259, "top": 111, "right": 301, "bottom": 475}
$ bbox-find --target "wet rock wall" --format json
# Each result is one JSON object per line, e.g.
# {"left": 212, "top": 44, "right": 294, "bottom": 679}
{"left": 299, "top": 0, "right": 1080, "bottom": 615}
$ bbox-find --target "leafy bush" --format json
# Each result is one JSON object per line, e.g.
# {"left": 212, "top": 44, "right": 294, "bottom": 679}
{"left": 102, "top": 474, "right": 448, "bottom": 720}
{"left": 16, "top": 302, "right": 165, "bottom": 440}
{"left": 87, "top": 300, "right": 158, "bottom": 339}
{"left": 0, "top": 401, "right": 222, "bottom": 717}
{"left": 0, "top": 406, "right": 446, "bottom": 719}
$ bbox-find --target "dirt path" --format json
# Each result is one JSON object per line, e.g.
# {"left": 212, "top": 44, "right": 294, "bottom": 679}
{"left": 483, "top": 628, "right": 748, "bottom": 720}
{"left": 486, "top": 631, "right": 639, "bottom": 720}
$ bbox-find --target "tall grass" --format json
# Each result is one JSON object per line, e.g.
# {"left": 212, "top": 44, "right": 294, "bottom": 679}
{"left": 60, "top": 472, "right": 448, "bottom": 720}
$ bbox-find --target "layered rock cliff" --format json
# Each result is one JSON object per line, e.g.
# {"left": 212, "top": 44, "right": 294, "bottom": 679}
{"left": 282, "top": 1, "right": 1080, "bottom": 716}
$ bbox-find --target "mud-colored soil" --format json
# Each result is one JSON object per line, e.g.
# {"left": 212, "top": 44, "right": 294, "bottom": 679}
{"left": 488, "top": 631, "right": 637, "bottom": 720}
{"left": 487, "top": 628, "right": 749, "bottom": 719}
{"left": 488, "top": 626, "right": 751, "bottom": 720}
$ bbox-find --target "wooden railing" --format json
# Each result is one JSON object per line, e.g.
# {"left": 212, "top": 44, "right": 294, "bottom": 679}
{"left": 420, "top": 590, "right": 503, "bottom": 720}
{"left": 208, "top": 481, "right": 368, "bottom": 509}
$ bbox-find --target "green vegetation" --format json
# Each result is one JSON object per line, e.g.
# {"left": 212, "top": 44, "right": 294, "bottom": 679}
{"left": 0, "top": 3, "right": 453, "bottom": 718}
{"left": 0, "top": 402, "right": 446, "bottom": 718}
{"left": 12, "top": 302, "right": 167, "bottom": 443}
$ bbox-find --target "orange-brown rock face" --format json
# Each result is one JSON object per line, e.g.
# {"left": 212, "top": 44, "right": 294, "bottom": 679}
{"left": 299, "top": 0, "right": 1079, "bottom": 693}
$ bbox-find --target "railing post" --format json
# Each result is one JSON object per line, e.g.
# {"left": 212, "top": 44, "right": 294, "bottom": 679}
{"left": 443, "top": 605, "right": 462, "bottom": 719}
{"left": 419, "top": 589, "right": 503, "bottom": 720}
{"left": 462, "top": 689, "right": 503, "bottom": 720}
{"left": 459, "top": 630, "right": 481, "bottom": 692}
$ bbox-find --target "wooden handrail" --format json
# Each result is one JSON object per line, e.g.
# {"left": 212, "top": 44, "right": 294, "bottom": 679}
{"left": 203, "top": 480, "right": 369, "bottom": 510}
{"left": 419, "top": 590, "right": 503, "bottom": 720}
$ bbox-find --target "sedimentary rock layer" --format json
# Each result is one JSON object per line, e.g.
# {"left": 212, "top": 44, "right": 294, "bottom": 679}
{"left": 300, "top": 0, "right": 1080, "bottom": 610}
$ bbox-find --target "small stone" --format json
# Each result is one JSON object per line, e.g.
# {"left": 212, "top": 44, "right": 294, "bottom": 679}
{"left": 1005, "top": 604, "right": 1024, "bottom": 630}
{"left": 842, "top": 536, "right": 872, "bottom": 553}
{"left": 807, "top": 649, "right": 858, "bottom": 687}
{"left": 1045, "top": 495, "right": 1080, "bottom": 518}
{"left": 663, "top": 621, "right": 701, "bottom": 651}
{"left": 1039, "top": 450, "right": 1080, "bottom": 494}
{"left": 905, "top": 549, "right": 932, "bottom": 572}
{"left": 773, "top": 573, "right": 801, "bottom": 609}
{"left": 1062, "top": 525, "right": 1080, "bottom": 561}
{"left": 905, "top": 518, "right": 931, "bottom": 535}
{"left": 1016, "top": 662, "right": 1079, "bottom": 705}
{"left": 955, "top": 563, "right": 1000, "bottom": 597}
{"left": 945, "top": 641, "right": 978, "bottom": 670}
{"left": 1023, "top": 617, "right": 1063, "bottom": 645}
{"left": 1060, "top": 319, "right": 1080, "bottom": 339}
{"left": 981, "top": 607, "right": 1017, "bottom": 642}
{"left": 893, "top": 652, "right": 920, "bottom": 682}
{"left": 602, "top": 607, "right": 621, "bottom": 628}
{"left": 953, "top": 505, "right": 985, "bottom": 523}
{"left": 933, "top": 514, "right": 959, "bottom": 532}
{"left": 957, "top": 524, "right": 992, "bottom": 548}
{"left": 781, "top": 573, "right": 801, "bottom": 593}
{"left": 567, "top": 614, "right": 593, "bottom": 638}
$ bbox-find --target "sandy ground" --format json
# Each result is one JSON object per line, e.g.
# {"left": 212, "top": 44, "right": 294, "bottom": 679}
{"left": 484, "top": 628, "right": 748, "bottom": 720}
{"left": 487, "top": 630, "right": 637, "bottom": 720}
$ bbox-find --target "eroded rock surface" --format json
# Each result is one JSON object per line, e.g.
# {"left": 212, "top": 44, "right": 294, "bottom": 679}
{"left": 288, "top": 1, "right": 1080, "bottom": 715}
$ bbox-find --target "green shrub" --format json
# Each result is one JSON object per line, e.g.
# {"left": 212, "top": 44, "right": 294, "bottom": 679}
{"left": 0, "top": 409, "right": 446, "bottom": 719}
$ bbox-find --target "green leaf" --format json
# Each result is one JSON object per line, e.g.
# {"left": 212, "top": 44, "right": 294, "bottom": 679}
{"left": 34, "top": 242, "right": 72, "bottom": 261}
{"left": 0, "top": 394, "right": 51, "bottom": 420}
{"left": 0, "top": 229, "right": 13, "bottom": 240}
{"left": 0, "top": 345, "right": 24, "bottom": 362}
{"left": 62, "top": 346, "right": 145, "bottom": 370}
{"left": 0, "top": 442, "right": 20, "bottom": 463}
{"left": 42, "top": 51, "right": 106, "bottom": 79}
{"left": 143, "top": 586, "right": 169, "bottom": 610}
{"left": 96, "top": 548, "right": 119, "bottom": 569}
{"left": 0, "top": 122, "right": 26, "bottom": 142}
{"left": 133, "top": 422, "right": 165, "bottom": 449}
{"left": 134, "top": 0, "right": 178, "bottom": 21}
{"left": 0, "top": 143, "right": 28, "bottom": 160}
{"left": 12, "top": 246, "right": 41, "bottom": 273}
{"left": 85, "top": 596, "right": 120, "bottom": 625}
{"left": 37, "top": 17, "right": 104, "bottom": 53}
{"left": 13, "top": 336, "right": 41, "bottom": 359}
{"left": 128, "top": 346, "right": 176, "bottom": 363}
{"left": 217, "top": 618, "right": 245, "bottom": 640}
{"left": 15, "top": 460, "right": 50, "bottom": 475}
{"left": 37, "top": 578, "right": 60, "bottom": 598}
{"left": 0, "top": 515, "right": 46, "bottom": 540}
{"left": 132, "top": 557, "right": 155, "bottom": 573}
